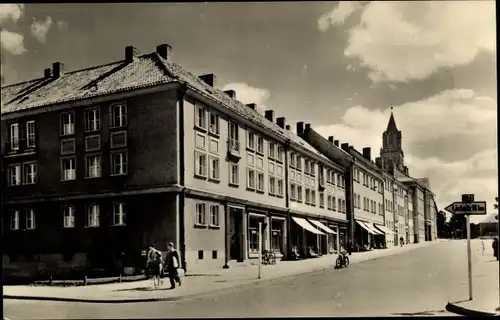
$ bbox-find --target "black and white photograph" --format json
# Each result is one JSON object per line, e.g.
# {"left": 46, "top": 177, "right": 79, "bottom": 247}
{"left": 1, "top": 1, "right": 498, "bottom": 318}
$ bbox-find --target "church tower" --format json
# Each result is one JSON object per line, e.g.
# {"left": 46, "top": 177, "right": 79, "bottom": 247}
{"left": 380, "top": 107, "right": 404, "bottom": 171}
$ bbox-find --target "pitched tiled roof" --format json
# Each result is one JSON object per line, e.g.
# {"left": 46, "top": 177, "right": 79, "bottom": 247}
{"left": 1, "top": 51, "right": 330, "bottom": 162}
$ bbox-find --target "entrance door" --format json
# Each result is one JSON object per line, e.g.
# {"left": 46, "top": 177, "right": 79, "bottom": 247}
{"left": 229, "top": 208, "right": 242, "bottom": 261}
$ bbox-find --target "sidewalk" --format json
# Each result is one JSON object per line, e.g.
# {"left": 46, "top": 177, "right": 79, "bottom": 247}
{"left": 3, "top": 240, "right": 439, "bottom": 303}
{"left": 446, "top": 239, "right": 500, "bottom": 316}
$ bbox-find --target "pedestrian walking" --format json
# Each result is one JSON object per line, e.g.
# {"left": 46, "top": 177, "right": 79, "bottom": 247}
{"left": 493, "top": 237, "right": 499, "bottom": 261}
{"left": 165, "top": 242, "right": 182, "bottom": 289}
{"left": 481, "top": 239, "right": 485, "bottom": 255}
{"left": 146, "top": 243, "right": 164, "bottom": 289}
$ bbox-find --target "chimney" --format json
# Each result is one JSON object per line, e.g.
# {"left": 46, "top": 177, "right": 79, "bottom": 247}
{"left": 246, "top": 103, "right": 256, "bottom": 110}
{"left": 341, "top": 143, "right": 349, "bottom": 152}
{"left": 328, "top": 136, "right": 334, "bottom": 143}
{"left": 199, "top": 73, "right": 217, "bottom": 87}
{"left": 52, "top": 62, "right": 65, "bottom": 79}
{"left": 224, "top": 90, "right": 236, "bottom": 99}
{"left": 265, "top": 110, "right": 275, "bottom": 122}
{"left": 44, "top": 68, "right": 52, "bottom": 79}
{"left": 125, "top": 46, "right": 139, "bottom": 63}
{"left": 362, "top": 147, "right": 372, "bottom": 161}
{"left": 286, "top": 125, "right": 291, "bottom": 131}
{"left": 375, "top": 157, "right": 382, "bottom": 168}
{"left": 305, "top": 123, "right": 311, "bottom": 130}
{"left": 334, "top": 140, "right": 339, "bottom": 147}
{"left": 296, "top": 122, "right": 304, "bottom": 136}
{"left": 276, "top": 117, "right": 286, "bottom": 129}
{"left": 156, "top": 44, "right": 173, "bottom": 60}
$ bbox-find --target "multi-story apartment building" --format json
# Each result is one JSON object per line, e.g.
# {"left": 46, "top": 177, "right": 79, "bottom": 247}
{"left": 382, "top": 172, "right": 396, "bottom": 247}
{"left": 1, "top": 44, "right": 349, "bottom": 279}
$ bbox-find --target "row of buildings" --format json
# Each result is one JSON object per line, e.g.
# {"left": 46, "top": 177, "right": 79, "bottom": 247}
{"left": 1, "top": 44, "right": 438, "bottom": 278}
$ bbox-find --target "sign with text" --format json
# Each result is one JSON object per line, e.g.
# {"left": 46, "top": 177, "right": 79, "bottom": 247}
{"left": 445, "top": 201, "right": 487, "bottom": 215}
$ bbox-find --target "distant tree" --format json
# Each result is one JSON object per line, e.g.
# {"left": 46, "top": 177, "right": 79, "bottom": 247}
{"left": 450, "top": 214, "right": 467, "bottom": 239}
{"left": 437, "top": 210, "right": 447, "bottom": 238}
{"left": 495, "top": 197, "right": 498, "bottom": 220}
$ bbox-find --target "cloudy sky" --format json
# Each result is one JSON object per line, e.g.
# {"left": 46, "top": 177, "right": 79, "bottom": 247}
{"left": 1, "top": 2, "right": 497, "bottom": 222}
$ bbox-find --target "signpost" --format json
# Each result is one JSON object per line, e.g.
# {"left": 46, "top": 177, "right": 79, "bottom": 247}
{"left": 258, "top": 222, "right": 262, "bottom": 279}
{"left": 445, "top": 194, "right": 487, "bottom": 301}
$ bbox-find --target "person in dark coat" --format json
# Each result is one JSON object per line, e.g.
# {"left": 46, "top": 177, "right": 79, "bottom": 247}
{"left": 493, "top": 237, "right": 499, "bottom": 261}
{"left": 165, "top": 242, "right": 182, "bottom": 289}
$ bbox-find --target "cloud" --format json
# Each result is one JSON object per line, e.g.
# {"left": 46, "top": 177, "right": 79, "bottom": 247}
{"left": 314, "top": 88, "right": 497, "bottom": 223}
{"left": 318, "top": 1, "right": 362, "bottom": 32}
{"left": 0, "top": 29, "right": 26, "bottom": 55}
{"left": 0, "top": 4, "right": 24, "bottom": 24}
{"left": 222, "top": 82, "right": 270, "bottom": 115}
{"left": 30, "top": 16, "right": 54, "bottom": 43}
{"left": 57, "top": 20, "right": 68, "bottom": 31}
{"left": 324, "top": 1, "right": 496, "bottom": 83}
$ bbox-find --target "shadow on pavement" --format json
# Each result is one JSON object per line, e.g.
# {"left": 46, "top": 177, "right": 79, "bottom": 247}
{"left": 114, "top": 286, "right": 162, "bottom": 292}
{"left": 391, "top": 309, "right": 450, "bottom": 316}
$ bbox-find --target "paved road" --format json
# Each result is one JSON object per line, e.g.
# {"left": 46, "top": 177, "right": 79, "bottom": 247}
{"left": 5, "top": 241, "right": 473, "bottom": 318}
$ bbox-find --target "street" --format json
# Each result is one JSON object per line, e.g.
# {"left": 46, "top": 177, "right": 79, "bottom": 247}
{"left": 4, "top": 240, "right": 479, "bottom": 318}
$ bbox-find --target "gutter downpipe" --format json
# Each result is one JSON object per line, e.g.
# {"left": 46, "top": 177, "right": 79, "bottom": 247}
{"left": 284, "top": 139, "right": 292, "bottom": 261}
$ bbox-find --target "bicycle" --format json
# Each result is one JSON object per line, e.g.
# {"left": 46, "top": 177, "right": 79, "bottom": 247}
{"left": 335, "top": 250, "right": 349, "bottom": 269}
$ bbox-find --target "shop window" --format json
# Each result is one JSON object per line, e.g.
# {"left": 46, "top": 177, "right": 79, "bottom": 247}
{"left": 198, "top": 250, "right": 204, "bottom": 260}
{"left": 271, "top": 220, "right": 283, "bottom": 254}
{"left": 212, "top": 250, "right": 217, "bottom": 259}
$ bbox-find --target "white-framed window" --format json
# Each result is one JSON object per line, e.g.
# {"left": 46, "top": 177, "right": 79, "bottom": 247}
{"left": 209, "top": 112, "right": 220, "bottom": 135}
{"left": 257, "top": 171, "right": 264, "bottom": 192}
{"left": 62, "top": 205, "right": 75, "bottom": 228}
{"left": 257, "top": 136, "right": 264, "bottom": 154}
{"left": 111, "top": 131, "right": 128, "bottom": 149}
{"left": 113, "top": 203, "right": 126, "bottom": 225}
{"left": 23, "top": 162, "right": 37, "bottom": 184}
{"left": 8, "top": 164, "right": 21, "bottom": 186}
{"left": 10, "top": 210, "right": 19, "bottom": 230}
{"left": 229, "top": 162, "right": 239, "bottom": 185}
{"left": 61, "top": 139, "right": 76, "bottom": 155}
{"left": 111, "top": 151, "right": 127, "bottom": 176}
{"left": 296, "top": 155, "right": 302, "bottom": 171}
{"left": 209, "top": 156, "right": 220, "bottom": 180}
{"left": 332, "top": 196, "right": 337, "bottom": 211}
{"left": 297, "top": 186, "right": 303, "bottom": 202}
{"left": 247, "top": 131, "right": 255, "bottom": 150}
{"left": 111, "top": 103, "right": 127, "bottom": 128}
{"left": 10, "top": 123, "right": 20, "bottom": 150}
{"left": 327, "top": 195, "right": 332, "bottom": 210}
{"left": 277, "top": 179, "right": 284, "bottom": 197}
{"left": 61, "top": 157, "right": 76, "bottom": 181}
{"left": 304, "top": 160, "right": 310, "bottom": 174}
{"left": 196, "top": 202, "right": 206, "bottom": 225}
{"left": 26, "top": 209, "right": 36, "bottom": 229}
{"left": 86, "top": 204, "right": 100, "bottom": 227}
{"left": 338, "top": 198, "right": 342, "bottom": 212}
{"left": 195, "top": 104, "right": 207, "bottom": 129}
{"left": 305, "top": 189, "right": 311, "bottom": 204}
{"left": 209, "top": 204, "right": 219, "bottom": 226}
{"left": 290, "top": 183, "right": 297, "bottom": 200}
{"left": 86, "top": 155, "right": 101, "bottom": 178}
{"left": 268, "top": 142, "right": 275, "bottom": 159}
{"left": 311, "top": 190, "right": 316, "bottom": 206}
{"left": 61, "top": 112, "right": 75, "bottom": 136}
{"left": 85, "top": 135, "right": 101, "bottom": 152}
{"left": 277, "top": 145, "right": 284, "bottom": 162}
{"left": 269, "top": 161, "right": 275, "bottom": 174}
{"left": 269, "top": 176, "right": 276, "bottom": 195}
{"left": 290, "top": 153, "right": 296, "bottom": 168}
{"left": 85, "top": 108, "right": 101, "bottom": 132}
{"left": 228, "top": 121, "right": 239, "bottom": 151}
{"left": 26, "top": 120, "right": 36, "bottom": 148}
{"left": 195, "top": 151, "right": 207, "bottom": 177}
{"left": 247, "top": 168, "right": 256, "bottom": 190}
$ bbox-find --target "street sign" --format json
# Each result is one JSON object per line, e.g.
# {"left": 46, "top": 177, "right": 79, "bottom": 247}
{"left": 462, "top": 194, "right": 475, "bottom": 203}
{"left": 444, "top": 201, "right": 487, "bottom": 215}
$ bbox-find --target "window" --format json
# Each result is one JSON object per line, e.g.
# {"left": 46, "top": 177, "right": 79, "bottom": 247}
{"left": 305, "top": 189, "right": 311, "bottom": 204}
{"left": 86, "top": 155, "right": 101, "bottom": 178}
{"left": 271, "top": 220, "right": 283, "bottom": 253}
{"left": 61, "top": 139, "right": 76, "bottom": 155}
{"left": 290, "top": 183, "right": 296, "bottom": 200}
{"left": 8, "top": 164, "right": 21, "bottom": 186}
{"left": 327, "top": 195, "right": 332, "bottom": 210}
{"left": 311, "top": 190, "right": 316, "bottom": 206}
{"left": 209, "top": 204, "right": 219, "bottom": 226}
{"left": 338, "top": 198, "right": 342, "bottom": 213}
{"left": 247, "top": 168, "right": 256, "bottom": 190}
{"left": 247, "top": 131, "right": 255, "bottom": 150}
{"left": 277, "top": 145, "right": 284, "bottom": 162}
{"left": 277, "top": 179, "right": 284, "bottom": 197}
{"left": 257, "top": 172, "right": 264, "bottom": 192}
{"left": 111, "top": 103, "right": 127, "bottom": 128}
{"left": 228, "top": 122, "right": 239, "bottom": 152}
{"left": 24, "top": 162, "right": 37, "bottom": 184}
{"left": 195, "top": 104, "right": 207, "bottom": 129}
{"left": 332, "top": 196, "right": 337, "bottom": 211}
{"left": 194, "top": 152, "right": 207, "bottom": 177}
{"left": 26, "top": 120, "right": 36, "bottom": 148}
{"left": 87, "top": 204, "right": 100, "bottom": 227}
{"left": 113, "top": 203, "right": 126, "bottom": 225}
{"left": 111, "top": 151, "right": 128, "bottom": 176}
{"left": 209, "top": 156, "right": 220, "bottom": 180}
{"left": 110, "top": 131, "right": 127, "bottom": 149}
{"left": 61, "top": 112, "right": 75, "bottom": 135}
{"left": 10, "top": 210, "right": 19, "bottom": 230}
{"left": 61, "top": 157, "right": 76, "bottom": 181}
{"left": 85, "top": 135, "right": 101, "bottom": 152}
{"left": 296, "top": 156, "right": 302, "bottom": 171}
{"left": 26, "top": 209, "right": 35, "bottom": 229}
{"left": 297, "top": 186, "right": 303, "bottom": 202}
{"left": 229, "top": 162, "right": 239, "bottom": 185}
{"left": 85, "top": 108, "right": 100, "bottom": 131}
{"left": 257, "top": 136, "right": 264, "bottom": 154}
{"left": 10, "top": 123, "right": 19, "bottom": 150}
{"left": 63, "top": 206, "right": 75, "bottom": 228}
{"left": 332, "top": 172, "right": 336, "bottom": 186}
{"left": 209, "top": 112, "right": 219, "bottom": 135}
{"left": 196, "top": 202, "right": 206, "bottom": 225}
{"left": 290, "top": 153, "right": 296, "bottom": 168}
{"left": 268, "top": 142, "right": 275, "bottom": 159}
{"left": 269, "top": 176, "right": 276, "bottom": 195}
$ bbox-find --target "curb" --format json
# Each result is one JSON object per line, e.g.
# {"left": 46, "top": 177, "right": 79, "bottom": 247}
{"left": 445, "top": 302, "right": 498, "bottom": 317}
{"left": 3, "top": 242, "right": 439, "bottom": 304}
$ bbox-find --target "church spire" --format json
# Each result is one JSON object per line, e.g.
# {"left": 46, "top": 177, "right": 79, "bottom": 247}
{"left": 386, "top": 106, "right": 398, "bottom": 131}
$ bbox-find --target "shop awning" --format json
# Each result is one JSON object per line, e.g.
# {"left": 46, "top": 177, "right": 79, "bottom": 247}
{"left": 374, "top": 224, "right": 394, "bottom": 235}
{"left": 308, "top": 220, "right": 337, "bottom": 234}
{"left": 356, "top": 220, "right": 376, "bottom": 235}
{"left": 292, "top": 217, "right": 325, "bottom": 235}
{"left": 364, "top": 223, "right": 384, "bottom": 235}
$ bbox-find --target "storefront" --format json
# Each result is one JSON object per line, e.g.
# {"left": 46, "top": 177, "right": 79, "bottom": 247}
{"left": 328, "top": 222, "right": 339, "bottom": 253}
{"left": 355, "top": 220, "right": 381, "bottom": 249}
{"left": 290, "top": 216, "right": 325, "bottom": 258}
{"left": 270, "top": 216, "right": 286, "bottom": 257}
{"left": 247, "top": 212, "right": 268, "bottom": 258}
{"left": 308, "top": 219, "right": 337, "bottom": 255}
{"left": 374, "top": 224, "right": 394, "bottom": 248}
